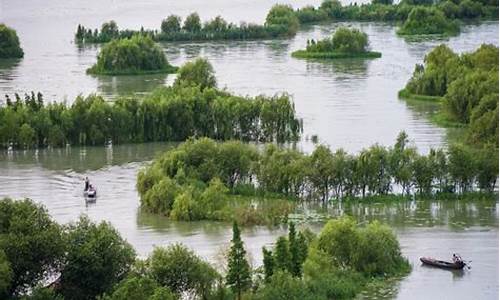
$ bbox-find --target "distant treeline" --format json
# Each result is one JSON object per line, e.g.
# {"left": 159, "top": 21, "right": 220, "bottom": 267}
{"left": 75, "top": 0, "right": 498, "bottom": 43}
{"left": 75, "top": 6, "right": 298, "bottom": 43}
{"left": 0, "top": 59, "right": 301, "bottom": 149}
{"left": 400, "top": 44, "right": 498, "bottom": 147}
{"left": 138, "top": 133, "right": 497, "bottom": 223}
{"left": 295, "top": 0, "right": 498, "bottom": 23}
{"left": 0, "top": 23, "right": 24, "bottom": 59}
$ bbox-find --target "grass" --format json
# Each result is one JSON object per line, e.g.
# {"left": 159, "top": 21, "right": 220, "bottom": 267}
{"left": 291, "top": 50, "right": 382, "bottom": 59}
{"left": 398, "top": 88, "right": 442, "bottom": 102}
{"left": 87, "top": 65, "right": 178, "bottom": 76}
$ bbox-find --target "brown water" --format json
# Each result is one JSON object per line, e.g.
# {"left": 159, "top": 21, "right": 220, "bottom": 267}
{"left": 0, "top": 0, "right": 498, "bottom": 299}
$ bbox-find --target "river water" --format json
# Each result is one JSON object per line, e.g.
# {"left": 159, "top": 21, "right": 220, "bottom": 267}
{"left": 0, "top": 0, "right": 498, "bottom": 299}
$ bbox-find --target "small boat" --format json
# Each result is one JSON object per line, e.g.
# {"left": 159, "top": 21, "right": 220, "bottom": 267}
{"left": 83, "top": 189, "right": 97, "bottom": 200}
{"left": 420, "top": 257, "right": 466, "bottom": 270}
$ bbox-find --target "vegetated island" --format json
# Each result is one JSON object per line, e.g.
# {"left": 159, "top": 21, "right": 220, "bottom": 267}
{"left": 295, "top": 0, "right": 498, "bottom": 26}
{"left": 0, "top": 23, "right": 24, "bottom": 59}
{"left": 397, "top": 6, "right": 460, "bottom": 36}
{"left": 1, "top": 197, "right": 411, "bottom": 300}
{"left": 399, "top": 44, "right": 498, "bottom": 147}
{"left": 0, "top": 58, "right": 302, "bottom": 149}
{"left": 137, "top": 132, "right": 497, "bottom": 226}
{"left": 75, "top": 5, "right": 299, "bottom": 44}
{"left": 292, "top": 27, "right": 381, "bottom": 59}
{"left": 86, "top": 35, "right": 178, "bottom": 75}
{"left": 75, "top": 0, "right": 498, "bottom": 44}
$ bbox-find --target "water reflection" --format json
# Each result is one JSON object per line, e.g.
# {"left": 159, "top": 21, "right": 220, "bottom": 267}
{"left": 95, "top": 73, "right": 171, "bottom": 98}
{"left": 0, "top": 142, "right": 176, "bottom": 172}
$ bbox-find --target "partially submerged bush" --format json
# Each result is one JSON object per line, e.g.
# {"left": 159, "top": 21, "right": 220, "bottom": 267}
{"left": 87, "top": 35, "right": 177, "bottom": 75}
{"left": 397, "top": 7, "right": 459, "bottom": 35}
{"left": 0, "top": 24, "right": 24, "bottom": 59}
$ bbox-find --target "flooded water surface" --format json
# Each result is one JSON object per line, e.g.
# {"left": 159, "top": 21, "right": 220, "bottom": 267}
{"left": 0, "top": 0, "right": 498, "bottom": 299}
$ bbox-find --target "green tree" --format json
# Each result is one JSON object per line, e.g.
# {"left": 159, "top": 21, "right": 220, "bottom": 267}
{"left": 18, "top": 123, "right": 36, "bottom": 148}
{"left": 265, "top": 4, "right": 300, "bottom": 36}
{"left": 102, "top": 276, "right": 175, "bottom": 300}
{"left": 174, "top": 57, "right": 217, "bottom": 90}
{"left": 0, "top": 198, "right": 64, "bottom": 296}
{"left": 317, "top": 217, "right": 359, "bottom": 268}
{"left": 183, "top": 13, "right": 202, "bottom": 32}
{"left": 288, "top": 222, "right": 302, "bottom": 277}
{"left": 226, "top": 222, "right": 251, "bottom": 300}
{"left": 262, "top": 247, "right": 274, "bottom": 281}
{"left": 148, "top": 244, "right": 218, "bottom": 297}
{"left": 161, "top": 15, "right": 181, "bottom": 34}
{"left": 0, "top": 24, "right": 24, "bottom": 58}
{"left": 60, "top": 216, "right": 136, "bottom": 300}
{"left": 0, "top": 250, "right": 12, "bottom": 299}
{"left": 273, "top": 236, "right": 291, "bottom": 272}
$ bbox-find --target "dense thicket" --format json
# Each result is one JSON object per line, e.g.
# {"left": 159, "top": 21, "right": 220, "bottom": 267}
{"left": 0, "top": 198, "right": 410, "bottom": 300}
{"left": 138, "top": 133, "right": 498, "bottom": 224}
{"left": 401, "top": 44, "right": 499, "bottom": 147}
{"left": 75, "top": 8, "right": 297, "bottom": 44}
{"left": 295, "top": 0, "right": 498, "bottom": 24}
{"left": 0, "top": 60, "right": 301, "bottom": 149}
{"left": 0, "top": 24, "right": 24, "bottom": 59}
{"left": 292, "top": 27, "right": 381, "bottom": 59}
{"left": 397, "top": 7, "right": 460, "bottom": 35}
{"left": 87, "top": 35, "right": 177, "bottom": 75}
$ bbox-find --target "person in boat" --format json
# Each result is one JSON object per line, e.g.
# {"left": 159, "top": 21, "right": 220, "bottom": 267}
{"left": 84, "top": 177, "right": 90, "bottom": 191}
{"left": 452, "top": 253, "right": 463, "bottom": 264}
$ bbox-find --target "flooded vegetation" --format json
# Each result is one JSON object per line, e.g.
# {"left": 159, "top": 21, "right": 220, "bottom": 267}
{"left": 0, "top": 0, "right": 498, "bottom": 299}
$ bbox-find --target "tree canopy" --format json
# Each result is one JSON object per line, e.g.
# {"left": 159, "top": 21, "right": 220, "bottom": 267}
{"left": 0, "top": 24, "right": 24, "bottom": 59}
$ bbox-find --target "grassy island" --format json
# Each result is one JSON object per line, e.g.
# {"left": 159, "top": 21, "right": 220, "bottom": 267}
{"left": 397, "top": 7, "right": 460, "bottom": 36}
{"left": 87, "top": 35, "right": 177, "bottom": 75}
{"left": 400, "top": 44, "right": 498, "bottom": 147}
{"left": 138, "top": 133, "right": 498, "bottom": 225}
{"left": 0, "top": 24, "right": 24, "bottom": 59}
{"left": 292, "top": 27, "right": 381, "bottom": 59}
{"left": 0, "top": 59, "right": 301, "bottom": 149}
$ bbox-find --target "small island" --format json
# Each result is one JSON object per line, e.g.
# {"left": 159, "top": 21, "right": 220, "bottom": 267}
{"left": 87, "top": 35, "right": 177, "bottom": 75}
{"left": 0, "top": 24, "right": 24, "bottom": 59}
{"left": 292, "top": 27, "right": 381, "bottom": 59}
{"left": 397, "top": 7, "right": 460, "bottom": 36}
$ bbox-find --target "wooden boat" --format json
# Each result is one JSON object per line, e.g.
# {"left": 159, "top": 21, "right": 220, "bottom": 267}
{"left": 83, "top": 189, "right": 97, "bottom": 200}
{"left": 420, "top": 257, "right": 466, "bottom": 270}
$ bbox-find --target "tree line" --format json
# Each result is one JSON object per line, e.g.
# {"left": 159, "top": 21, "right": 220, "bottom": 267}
{"left": 0, "top": 197, "right": 409, "bottom": 300}
{"left": 401, "top": 44, "right": 498, "bottom": 147}
{"left": 0, "top": 59, "right": 302, "bottom": 149}
{"left": 0, "top": 24, "right": 24, "bottom": 59}
{"left": 75, "top": 6, "right": 298, "bottom": 44}
{"left": 138, "top": 133, "right": 498, "bottom": 223}
{"left": 292, "top": 27, "right": 382, "bottom": 59}
{"left": 295, "top": 0, "right": 498, "bottom": 24}
{"left": 87, "top": 35, "right": 178, "bottom": 75}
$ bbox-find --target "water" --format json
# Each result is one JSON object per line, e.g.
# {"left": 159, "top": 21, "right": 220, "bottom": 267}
{"left": 1, "top": 0, "right": 498, "bottom": 151}
{"left": 0, "top": 0, "right": 498, "bottom": 299}
{"left": 0, "top": 144, "right": 498, "bottom": 299}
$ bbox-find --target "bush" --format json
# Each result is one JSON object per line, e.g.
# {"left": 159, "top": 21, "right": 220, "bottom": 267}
{"left": 161, "top": 15, "right": 181, "bottom": 34}
{"left": 60, "top": 216, "right": 136, "bottom": 300}
{"left": 174, "top": 57, "right": 217, "bottom": 90}
{"left": 0, "top": 24, "right": 24, "bottom": 58}
{"left": 397, "top": 7, "right": 459, "bottom": 35}
{"left": 265, "top": 4, "right": 300, "bottom": 36}
{"left": 87, "top": 35, "right": 177, "bottom": 75}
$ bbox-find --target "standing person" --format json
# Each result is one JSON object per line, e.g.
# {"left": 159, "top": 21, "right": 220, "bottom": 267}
{"left": 84, "top": 177, "right": 90, "bottom": 191}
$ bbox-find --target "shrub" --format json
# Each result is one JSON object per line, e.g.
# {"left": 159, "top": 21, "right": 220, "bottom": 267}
{"left": 0, "top": 24, "right": 24, "bottom": 58}
{"left": 87, "top": 35, "right": 177, "bottom": 75}
{"left": 397, "top": 7, "right": 459, "bottom": 35}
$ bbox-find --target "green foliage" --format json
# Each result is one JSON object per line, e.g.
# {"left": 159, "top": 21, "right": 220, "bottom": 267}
{"left": 148, "top": 244, "right": 218, "bottom": 297}
{"left": 183, "top": 12, "right": 202, "bottom": 32}
{"left": 102, "top": 276, "right": 175, "bottom": 300}
{"left": 402, "top": 44, "right": 499, "bottom": 147}
{"left": 0, "top": 24, "right": 24, "bottom": 58}
{"left": 265, "top": 4, "right": 300, "bottom": 36}
{"left": 254, "top": 271, "right": 313, "bottom": 300}
{"left": 161, "top": 15, "right": 181, "bottom": 34}
{"left": 397, "top": 7, "right": 459, "bottom": 35}
{"left": 293, "top": 27, "right": 381, "bottom": 59}
{"left": 87, "top": 35, "right": 177, "bottom": 75}
{"left": 60, "top": 216, "right": 136, "bottom": 300}
{"left": 262, "top": 247, "right": 275, "bottom": 281}
{"left": 21, "top": 286, "right": 64, "bottom": 300}
{"left": 174, "top": 57, "right": 217, "bottom": 90}
{"left": 226, "top": 222, "right": 252, "bottom": 299}
{"left": 1, "top": 70, "right": 301, "bottom": 149}
{"left": 0, "top": 198, "right": 64, "bottom": 296}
